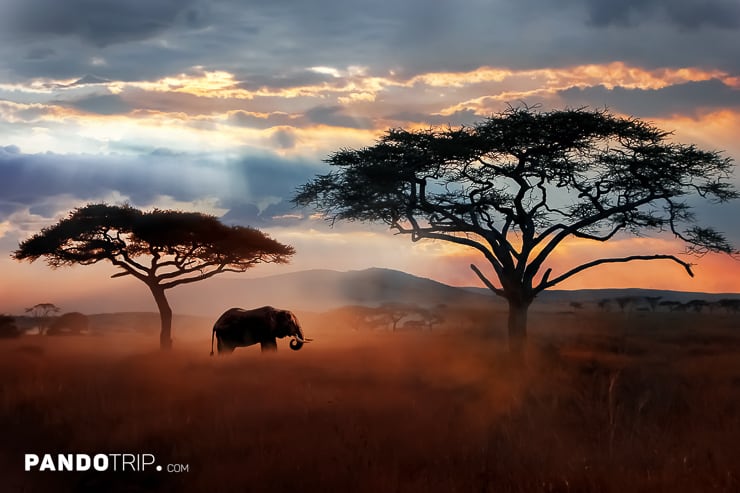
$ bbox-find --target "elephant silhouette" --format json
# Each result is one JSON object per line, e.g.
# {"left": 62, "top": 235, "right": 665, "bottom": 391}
{"left": 211, "top": 306, "right": 311, "bottom": 355}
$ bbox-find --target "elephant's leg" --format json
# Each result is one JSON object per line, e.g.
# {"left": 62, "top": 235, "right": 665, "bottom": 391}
{"left": 260, "top": 339, "right": 278, "bottom": 352}
{"left": 217, "top": 338, "right": 235, "bottom": 355}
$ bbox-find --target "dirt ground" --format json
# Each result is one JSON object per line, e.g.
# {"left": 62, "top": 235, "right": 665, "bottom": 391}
{"left": 2, "top": 308, "right": 740, "bottom": 492}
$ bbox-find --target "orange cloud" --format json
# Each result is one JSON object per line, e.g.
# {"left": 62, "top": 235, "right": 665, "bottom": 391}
{"left": 652, "top": 109, "right": 740, "bottom": 156}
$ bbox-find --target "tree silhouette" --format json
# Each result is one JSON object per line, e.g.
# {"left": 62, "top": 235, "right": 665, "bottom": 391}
{"left": 25, "top": 303, "right": 60, "bottom": 335}
{"left": 294, "top": 106, "right": 738, "bottom": 355}
{"left": 0, "top": 315, "right": 21, "bottom": 338}
{"left": 378, "top": 302, "right": 415, "bottom": 331}
{"left": 13, "top": 204, "right": 295, "bottom": 349}
{"left": 645, "top": 296, "right": 662, "bottom": 312}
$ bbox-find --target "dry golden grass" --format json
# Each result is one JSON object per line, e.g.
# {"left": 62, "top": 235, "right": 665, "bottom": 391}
{"left": 1, "top": 308, "right": 740, "bottom": 492}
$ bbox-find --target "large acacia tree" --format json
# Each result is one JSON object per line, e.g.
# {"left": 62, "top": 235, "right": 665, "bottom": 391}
{"left": 294, "top": 107, "right": 738, "bottom": 354}
{"left": 13, "top": 204, "right": 295, "bottom": 349}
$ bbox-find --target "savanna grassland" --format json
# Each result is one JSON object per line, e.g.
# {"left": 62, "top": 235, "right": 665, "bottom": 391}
{"left": 2, "top": 307, "right": 740, "bottom": 492}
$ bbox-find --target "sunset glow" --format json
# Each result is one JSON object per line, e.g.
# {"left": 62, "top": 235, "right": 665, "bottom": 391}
{"left": 1, "top": 0, "right": 739, "bottom": 315}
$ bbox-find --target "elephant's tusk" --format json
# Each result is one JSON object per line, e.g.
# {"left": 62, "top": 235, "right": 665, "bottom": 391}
{"left": 294, "top": 335, "right": 313, "bottom": 343}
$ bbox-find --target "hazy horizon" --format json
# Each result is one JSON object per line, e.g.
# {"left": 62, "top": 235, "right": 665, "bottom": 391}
{"left": 5, "top": 266, "right": 739, "bottom": 318}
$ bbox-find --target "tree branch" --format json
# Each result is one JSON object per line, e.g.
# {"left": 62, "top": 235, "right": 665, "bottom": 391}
{"left": 160, "top": 265, "right": 247, "bottom": 289}
{"left": 469, "top": 264, "right": 505, "bottom": 297}
{"left": 535, "top": 254, "right": 694, "bottom": 294}
{"left": 109, "top": 257, "right": 150, "bottom": 283}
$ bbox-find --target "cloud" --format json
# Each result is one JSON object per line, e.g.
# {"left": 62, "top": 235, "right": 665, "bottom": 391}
{"left": 238, "top": 71, "right": 338, "bottom": 91}
{"left": 3, "top": 0, "right": 202, "bottom": 47}
{"left": 61, "top": 93, "right": 133, "bottom": 115}
{"left": 0, "top": 149, "right": 219, "bottom": 211}
{"left": 582, "top": 0, "right": 740, "bottom": 29}
{"left": 558, "top": 79, "right": 740, "bottom": 117}
{"left": 2, "top": 0, "right": 740, "bottom": 88}
{"left": 227, "top": 111, "right": 295, "bottom": 130}
{"left": 270, "top": 128, "right": 298, "bottom": 149}
{"left": 304, "top": 106, "right": 374, "bottom": 129}
{"left": 230, "top": 156, "right": 323, "bottom": 204}
{"left": 385, "top": 109, "right": 485, "bottom": 127}
{"left": 0, "top": 146, "right": 327, "bottom": 231}
{"left": 24, "top": 47, "right": 56, "bottom": 60}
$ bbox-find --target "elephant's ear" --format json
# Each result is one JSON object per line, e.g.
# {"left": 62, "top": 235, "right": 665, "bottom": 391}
{"left": 274, "top": 310, "right": 291, "bottom": 337}
{"left": 268, "top": 309, "right": 278, "bottom": 328}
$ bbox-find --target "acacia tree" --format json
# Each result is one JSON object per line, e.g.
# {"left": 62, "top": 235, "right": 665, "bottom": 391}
{"left": 25, "top": 303, "right": 61, "bottom": 335}
{"left": 294, "top": 107, "right": 738, "bottom": 354}
{"left": 13, "top": 204, "right": 295, "bottom": 349}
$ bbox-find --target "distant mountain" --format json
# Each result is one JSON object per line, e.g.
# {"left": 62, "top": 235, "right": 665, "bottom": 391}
{"left": 170, "top": 267, "right": 500, "bottom": 316}
{"left": 464, "top": 286, "right": 740, "bottom": 304}
{"left": 14, "top": 267, "right": 735, "bottom": 318}
{"left": 163, "top": 267, "right": 740, "bottom": 316}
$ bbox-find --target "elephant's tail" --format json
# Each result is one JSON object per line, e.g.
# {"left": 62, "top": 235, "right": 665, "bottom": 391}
{"left": 210, "top": 327, "right": 215, "bottom": 356}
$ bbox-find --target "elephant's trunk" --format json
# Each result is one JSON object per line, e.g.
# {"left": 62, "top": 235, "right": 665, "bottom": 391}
{"left": 289, "top": 326, "right": 309, "bottom": 351}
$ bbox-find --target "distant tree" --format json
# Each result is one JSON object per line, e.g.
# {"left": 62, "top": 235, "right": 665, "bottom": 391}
{"left": 419, "top": 304, "right": 446, "bottom": 329}
{"left": 379, "top": 302, "right": 415, "bottom": 331}
{"left": 13, "top": 204, "right": 295, "bottom": 349}
{"left": 716, "top": 298, "right": 740, "bottom": 313}
{"left": 401, "top": 320, "right": 427, "bottom": 330}
{"left": 329, "top": 305, "right": 378, "bottom": 330}
{"left": 685, "top": 299, "right": 709, "bottom": 313}
{"left": 25, "top": 303, "right": 60, "bottom": 335}
{"left": 597, "top": 299, "right": 612, "bottom": 312}
{"left": 645, "top": 296, "right": 662, "bottom": 312}
{"left": 658, "top": 300, "right": 683, "bottom": 312}
{"left": 614, "top": 296, "right": 639, "bottom": 312}
{"left": 569, "top": 301, "right": 584, "bottom": 310}
{"left": 0, "top": 315, "right": 22, "bottom": 338}
{"left": 295, "top": 106, "right": 738, "bottom": 355}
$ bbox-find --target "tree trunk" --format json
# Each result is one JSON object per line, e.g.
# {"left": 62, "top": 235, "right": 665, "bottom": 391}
{"left": 149, "top": 284, "right": 173, "bottom": 350}
{"left": 507, "top": 299, "right": 530, "bottom": 357}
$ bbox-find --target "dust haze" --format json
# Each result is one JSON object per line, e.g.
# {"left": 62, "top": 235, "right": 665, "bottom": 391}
{"left": 2, "top": 299, "right": 740, "bottom": 492}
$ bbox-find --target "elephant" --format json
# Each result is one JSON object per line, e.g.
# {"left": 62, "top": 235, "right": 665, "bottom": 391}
{"left": 210, "top": 306, "right": 311, "bottom": 355}
{"left": 47, "top": 312, "right": 89, "bottom": 335}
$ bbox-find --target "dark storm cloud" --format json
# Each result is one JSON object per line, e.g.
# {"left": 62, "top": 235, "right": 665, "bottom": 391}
{"left": 0, "top": 148, "right": 215, "bottom": 210}
{"left": 386, "top": 109, "right": 485, "bottom": 127}
{"left": 304, "top": 106, "right": 374, "bottom": 129}
{"left": 219, "top": 200, "right": 302, "bottom": 227}
{"left": 228, "top": 111, "right": 295, "bottom": 130}
{"left": 219, "top": 203, "right": 262, "bottom": 225}
{"left": 583, "top": 0, "right": 740, "bottom": 29}
{"left": 270, "top": 128, "right": 298, "bottom": 150}
{"left": 237, "top": 71, "right": 338, "bottom": 91}
{"left": 24, "top": 47, "right": 56, "bottom": 60}
{"left": 0, "top": 0, "right": 740, "bottom": 89}
{"left": 2, "top": 0, "right": 740, "bottom": 93}
{"left": 60, "top": 94, "right": 133, "bottom": 115}
{"left": 214, "top": 154, "right": 326, "bottom": 225}
{"left": 3, "top": 0, "right": 202, "bottom": 47}
{"left": 0, "top": 146, "right": 323, "bottom": 228}
{"left": 233, "top": 157, "right": 321, "bottom": 202}
{"left": 559, "top": 79, "right": 740, "bottom": 118}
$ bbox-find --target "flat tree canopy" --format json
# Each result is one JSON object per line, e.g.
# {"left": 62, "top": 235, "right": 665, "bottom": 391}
{"left": 294, "top": 106, "right": 738, "bottom": 354}
{"left": 13, "top": 203, "right": 295, "bottom": 349}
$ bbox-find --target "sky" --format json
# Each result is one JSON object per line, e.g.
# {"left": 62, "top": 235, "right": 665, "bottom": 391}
{"left": 1, "top": 0, "right": 740, "bottom": 314}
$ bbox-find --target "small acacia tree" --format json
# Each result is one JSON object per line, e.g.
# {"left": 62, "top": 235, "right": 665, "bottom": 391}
{"left": 25, "top": 303, "right": 60, "bottom": 335}
{"left": 13, "top": 203, "right": 295, "bottom": 349}
{"left": 294, "top": 106, "right": 738, "bottom": 354}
